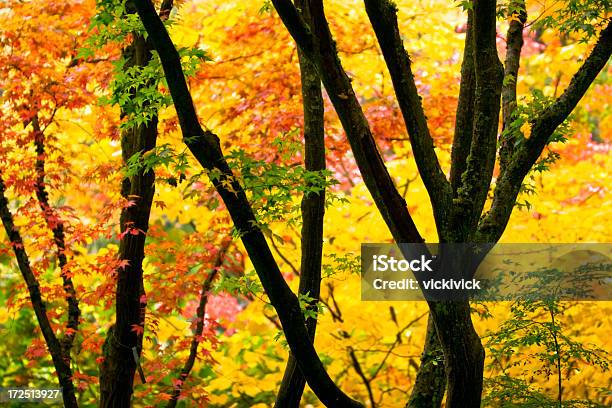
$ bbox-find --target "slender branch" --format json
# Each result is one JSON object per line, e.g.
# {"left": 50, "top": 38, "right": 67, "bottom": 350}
{"left": 320, "top": 283, "right": 344, "bottom": 323}
{"left": 166, "top": 240, "right": 231, "bottom": 408}
{"left": 264, "top": 312, "right": 283, "bottom": 330}
{"left": 450, "top": 10, "right": 476, "bottom": 194}
{"left": 363, "top": 0, "right": 452, "bottom": 232}
{"left": 0, "top": 175, "right": 79, "bottom": 408}
{"left": 477, "top": 20, "right": 612, "bottom": 242}
{"left": 349, "top": 347, "right": 377, "bottom": 408}
{"left": 454, "top": 0, "right": 504, "bottom": 238}
{"left": 269, "top": 234, "right": 300, "bottom": 277}
{"left": 134, "top": 1, "right": 362, "bottom": 406}
{"left": 31, "top": 114, "right": 81, "bottom": 358}
{"left": 549, "top": 308, "right": 563, "bottom": 406}
{"left": 371, "top": 311, "right": 428, "bottom": 381}
{"left": 499, "top": 0, "right": 527, "bottom": 173}
{"left": 276, "top": 0, "right": 326, "bottom": 402}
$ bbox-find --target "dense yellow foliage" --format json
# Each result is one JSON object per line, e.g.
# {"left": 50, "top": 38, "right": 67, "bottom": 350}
{"left": 0, "top": 0, "right": 609, "bottom": 407}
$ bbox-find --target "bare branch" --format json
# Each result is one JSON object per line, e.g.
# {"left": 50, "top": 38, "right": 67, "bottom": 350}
{"left": 269, "top": 233, "right": 300, "bottom": 277}
{"left": 349, "top": 347, "right": 377, "bottom": 407}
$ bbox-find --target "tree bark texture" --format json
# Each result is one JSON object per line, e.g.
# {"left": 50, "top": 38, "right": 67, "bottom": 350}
{"left": 275, "top": 0, "right": 327, "bottom": 405}
{"left": 99, "top": 31, "right": 158, "bottom": 408}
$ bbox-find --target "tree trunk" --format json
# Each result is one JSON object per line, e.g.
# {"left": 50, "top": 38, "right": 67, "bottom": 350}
{"left": 99, "top": 32, "right": 158, "bottom": 408}
{"left": 275, "top": 0, "right": 325, "bottom": 403}
{"left": 0, "top": 176, "right": 80, "bottom": 408}
{"left": 430, "top": 301, "right": 484, "bottom": 408}
{"left": 406, "top": 314, "right": 445, "bottom": 408}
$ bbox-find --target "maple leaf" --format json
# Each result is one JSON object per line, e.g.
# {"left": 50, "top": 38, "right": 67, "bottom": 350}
{"left": 117, "top": 259, "right": 131, "bottom": 270}
{"left": 130, "top": 324, "right": 144, "bottom": 336}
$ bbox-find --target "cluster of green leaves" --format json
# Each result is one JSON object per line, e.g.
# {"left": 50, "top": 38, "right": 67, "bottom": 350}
{"left": 506, "top": 90, "right": 572, "bottom": 210}
{"left": 504, "top": 90, "right": 572, "bottom": 153}
{"left": 104, "top": 55, "right": 172, "bottom": 128}
{"left": 538, "top": 0, "right": 611, "bottom": 41}
{"left": 515, "top": 176, "right": 537, "bottom": 211}
{"left": 483, "top": 374, "right": 609, "bottom": 408}
{"left": 495, "top": 0, "right": 609, "bottom": 41}
{"left": 485, "top": 293, "right": 609, "bottom": 406}
{"left": 225, "top": 142, "right": 341, "bottom": 228}
{"left": 83, "top": 0, "right": 144, "bottom": 49}
{"left": 322, "top": 253, "right": 361, "bottom": 279}
{"left": 495, "top": 0, "right": 526, "bottom": 20}
{"left": 269, "top": 293, "right": 325, "bottom": 348}
{"left": 84, "top": 0, "right": 210, "bottom": 130}
{"left": 124, "top": 142, "right": 190, "bottom": 181}
{"left": 298, "top": 292, "right": 325, "bottom": 321}
{"left": 214, "top": 269, "right": 263, "bottom": 299}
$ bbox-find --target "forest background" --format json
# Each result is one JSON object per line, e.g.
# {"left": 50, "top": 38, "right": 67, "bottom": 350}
{"left": 0, "top": 0, "right": 610, "bottom": 407}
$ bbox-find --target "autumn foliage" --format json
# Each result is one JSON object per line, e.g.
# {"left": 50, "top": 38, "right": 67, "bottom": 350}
{"left": 0, "top": 0, "right": 610, "bottom": 407}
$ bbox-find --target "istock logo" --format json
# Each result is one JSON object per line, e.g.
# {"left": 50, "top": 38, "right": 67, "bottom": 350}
{"left": 372, "top": 254, "right": 433, "bottom": 272}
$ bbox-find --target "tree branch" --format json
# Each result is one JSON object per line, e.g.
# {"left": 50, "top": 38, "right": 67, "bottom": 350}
{"left": 0, "top": 175, "right": 79, "bottom": 408}
{"left": 349, "top": 347, "right": 377, "bottom": 408}
{"left": 269, "top": 233, "right": 300, "bottom": 277}
{"left": 450, "top": 10, "right": 476, "bottom": 195}
{"left": 134, "top": 1, "right": 362, "bottom": 406}
{"left": 478, "top": 20, "right": 612, "bottom": 242}
{"left": 276, "top": 0, "right": 326, "bottom": 402}
{"left": 499, "top": 0, "right": 527, "bottom": 173}
{"left": 31, "top": 114, "right": 81, "bottom": 358}
{"left": 166, "top": 239, "right": 231, "bottom": 408}
{"left": 363, "top": 0, "right": 452, "bottom": 230}
{"left": 454, "top": 0, "right": 504, "bottom": 238}
{"left": 99, "top": 14, "right": 160, "bottom": 407}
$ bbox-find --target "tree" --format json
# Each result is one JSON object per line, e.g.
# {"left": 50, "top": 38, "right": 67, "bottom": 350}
{"left": 269, "top": 0, "right": 611, "bottom": 405}
{"left": 275, "top": 0, "right": 328, "bottom": 406}
{"left": 97, "top": 0, "right": 166, "bottom": 404}
{"left": 134, "top": 0, "right": 363, "bottom": 405}
{"left": 0, "top": 0, "right": 609, "bottom": 407}
{"left": 132, "top": 0, "right": 612, "bottom": 405}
